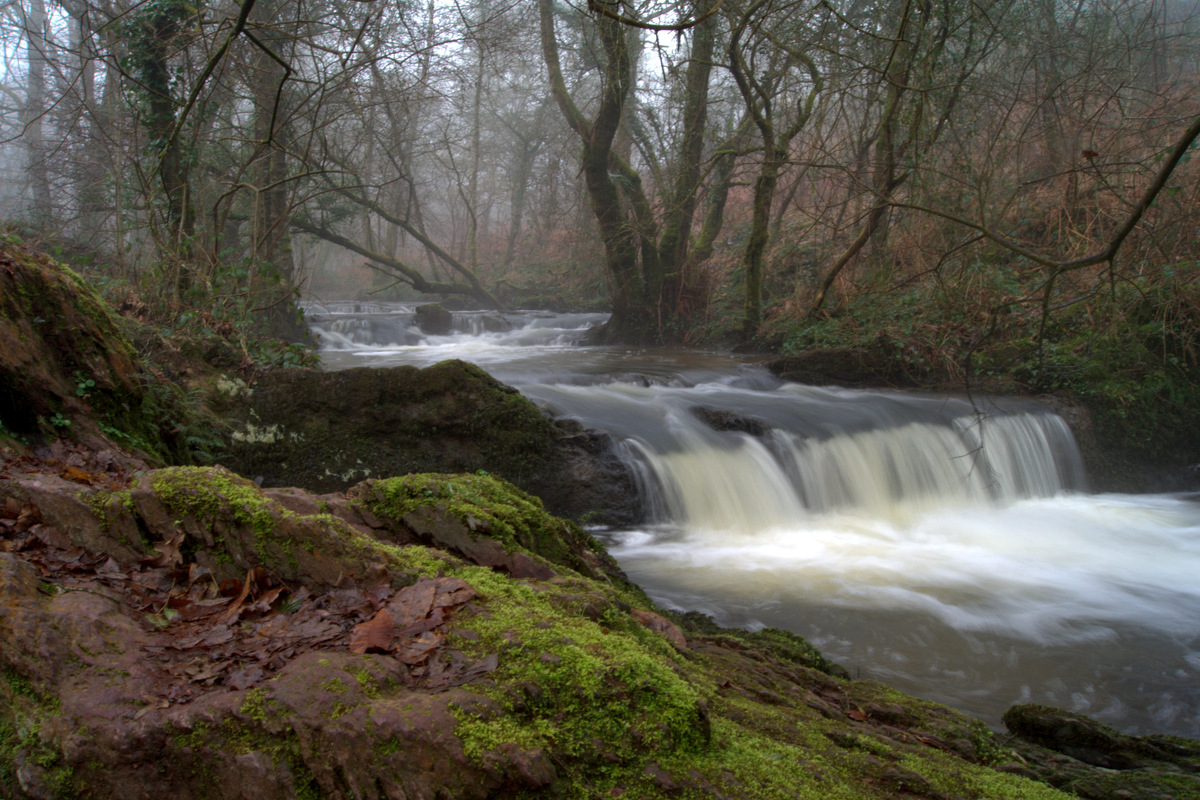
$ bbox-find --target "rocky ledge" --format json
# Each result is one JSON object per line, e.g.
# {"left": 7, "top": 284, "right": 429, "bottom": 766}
{"left": 216, "top": 361, "right": 639, "bottom": 526}
{"left": 4, "top": 450, "right": 1198, "bottom": 799}
{"left": 0, "top": 453, "right": 1060, "bottom": 800}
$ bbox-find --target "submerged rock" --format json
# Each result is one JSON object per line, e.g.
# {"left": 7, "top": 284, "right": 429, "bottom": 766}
{"left": 689, "top": 405, "right": 771, "bottom": 436}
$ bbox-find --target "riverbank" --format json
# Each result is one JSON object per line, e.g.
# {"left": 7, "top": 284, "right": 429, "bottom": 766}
{"left": 3, "top": 242, "right": 1199, "bottom": 798}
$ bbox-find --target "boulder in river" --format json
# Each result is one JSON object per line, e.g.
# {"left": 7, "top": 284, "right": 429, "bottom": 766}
{"left": 219, "top": 361, "right": 641, "bottom": 525}
{"left": 996, "top": 704, "right": 1200, "bottom": 800}
{"left": 414, "top": 303, "right": 453, "bottom": 335}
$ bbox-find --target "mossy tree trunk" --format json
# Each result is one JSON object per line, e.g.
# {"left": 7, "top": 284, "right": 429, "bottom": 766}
{"left": 126, "top": 0, "right": 197, "bottom": 300}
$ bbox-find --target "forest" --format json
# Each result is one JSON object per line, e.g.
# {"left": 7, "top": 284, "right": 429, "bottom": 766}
{"left": 1, "top": 0, "right": 1198, "bottom": 402}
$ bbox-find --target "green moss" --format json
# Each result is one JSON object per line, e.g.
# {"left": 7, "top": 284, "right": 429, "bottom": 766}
{"left": 152, "top": 467, "right": 278, "bottom": 560}
{"left": 239, "top": 688, "right": 271, "bottom": 722}
{"left": 148, "top": 466, "right": 358, "bottom": 579}
{"left": 363, "top": 473, "right": 601, "bottom": 577}
{"left": 0, "top": 666, "right": 73, "bottom": 798}
{"left": 448, "top": 566, "right": 707, "bottom": 775}
{"left": 351, "top": 669, "right": 381, "bottom": 700}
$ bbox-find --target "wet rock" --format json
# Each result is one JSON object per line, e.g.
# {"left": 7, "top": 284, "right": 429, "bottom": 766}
{"left": 352, "top": 472, "right": 627, "bottom": 584}
{"left": 768, "top": 346, "right": 924, "bottom": 389}
{"left": 1002, "top": 704, "right": 1200, "bottom": 800}
{"left": 689, "top": 406, "right": 771, "bottom": 437}
{"left": 631, "top": 609, "right": 687, "bottom": 647}
{"left": 481, "top": 314, "right": 512, "bottom": 333}
{"left": 3, "top": 457, "right": 1156, "bottom": 800}
{"left": 220, "top": 361, "right": 640, "bottom": 525}
{"left": 414, "top": 302, "right": 453, "bottom": 335}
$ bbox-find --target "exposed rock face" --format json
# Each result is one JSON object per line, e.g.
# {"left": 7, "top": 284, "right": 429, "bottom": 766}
{"left": 219, "top": 361, "right": 640, "bottom": 525}
{"left": 0, "top": 459, "right": 1091, "bottom": 800}
{"left": 768, "top": 346, "right": 925, "bottom": 389}
{"left": 0, "top": 244, "right": 152, "bottom": 451}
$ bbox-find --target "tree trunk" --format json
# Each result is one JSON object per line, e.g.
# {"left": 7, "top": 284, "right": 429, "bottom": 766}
{"left": 21, "top": 0, "right": 52, "bottom": 228}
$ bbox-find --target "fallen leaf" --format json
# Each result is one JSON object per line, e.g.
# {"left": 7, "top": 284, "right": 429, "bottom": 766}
{"left": 215, "top": 571, "right": 254, "bottom": 626}
{"left": 61, "top": 466, "right": 96, "bottom": 485}
{"left": 396, "top": 631, "right": 444, "bottom": 665}
{"left": 386, "top": 579, "right": 436, "bottom": 627}
{"left": 1, "top": 497, "right": 20, "bottom": 519}
{"left": 15, "top": 503, "right": 42, "bottom": 532}
{"left": 143, "top": 532, "right": 185, "bottom": 569}
{"left": 431, "top": 577, "right": 477, "bottom": 610}
{"left": 244, "top": 586, "right": 285, "bottom": 616}
{"left": 348, "top": 608, "right": 394, "bottom": 654}
{"left": 397, "top": 607, "right": 445, "bottom": 638}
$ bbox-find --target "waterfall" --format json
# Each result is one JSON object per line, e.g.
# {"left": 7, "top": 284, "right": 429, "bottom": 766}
{"left": 527, "top": 381, "right": 1087, "bottom": 529}
{"left": 308, "top": 303, "right": 1200, "bottom": 737}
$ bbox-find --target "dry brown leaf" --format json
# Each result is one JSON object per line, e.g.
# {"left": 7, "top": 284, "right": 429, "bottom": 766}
{"left": 61, "top": 466, "right": 96, "bottom": 485}
{"left": 386, "top": 579, "right": 436, "bottom": 627}
{"left": 215, "top": 571, "right": 254, "bottom": 626}
{"left": 143, "top": 531, "right": 185, "bottom": 569}
{"left": 245, "top": 586, "right": 285, "bottom": 616}
{"left": 396, "top": 631, "right": 444, "bottom": 665}
{"left": 397, "top": 606, "right": 444, "bottom": 638}
{"left": 348, "top": 608, "right": 395, "bottom": 655}
{"left": 431, "top": 577, "right": 478, "bottom": 610}
{"left": 15, "top": 503, "right": 42, "bottom": 532}
{"left": 1, "top": 497, "right": 21, "bottom": 519}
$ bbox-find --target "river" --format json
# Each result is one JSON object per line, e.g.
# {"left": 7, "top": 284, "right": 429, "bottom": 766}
{"left": 306, "top": 301, "right": 1200, "bottom": 738}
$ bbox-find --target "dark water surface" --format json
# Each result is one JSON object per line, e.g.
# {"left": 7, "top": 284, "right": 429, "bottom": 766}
{"left": 308, "top": 302, "right": 1200, "bottom": 736}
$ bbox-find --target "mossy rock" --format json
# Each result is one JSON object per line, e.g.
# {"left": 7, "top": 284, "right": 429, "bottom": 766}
{"left": 354, "top": 472, "right": 628, "bottom": 585}
{"left": 220, "top": 360, "right": 639, "bottom": 523}
{"left": 0, "top": 243, "right": 139, "bottom": 444}
{"left": 2, "top": 461, "right": 1084, "bottom": 800}
{"left": 0, "top": 241, "right": 212, "bottom": 461}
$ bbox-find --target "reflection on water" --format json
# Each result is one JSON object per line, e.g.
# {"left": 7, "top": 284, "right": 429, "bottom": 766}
{"left": 307, "top": 302, "right": 1200, "bottom": 736}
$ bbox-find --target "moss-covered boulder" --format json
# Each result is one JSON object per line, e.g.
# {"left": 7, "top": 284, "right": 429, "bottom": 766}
{"left": 219, "top": 361, "right": 640, "bottom": 524}
{"left": 0, "top": 241, "right": 154, "bottom": 452}
{"left": 998, "top": 704, "right": 1200, "bottom": 800}
{"left": 1, "top": 462, "right": 1081, "bottom": 800}
{"left": 352, "top": 473, "right": 628, "bottom": 584}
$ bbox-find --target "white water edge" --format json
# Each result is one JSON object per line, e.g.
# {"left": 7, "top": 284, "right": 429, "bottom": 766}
{"left": 307, "top": 302, "right": 1200, "bottom": 736}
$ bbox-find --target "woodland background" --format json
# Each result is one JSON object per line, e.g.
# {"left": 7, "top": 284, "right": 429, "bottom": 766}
{"left": 0, "top": 0, "right": 1197, "bottom": 394}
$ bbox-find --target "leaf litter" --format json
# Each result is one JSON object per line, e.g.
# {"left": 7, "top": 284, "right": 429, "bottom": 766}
{"left": 0, "top": 460, "right": 499, "bottom": 708}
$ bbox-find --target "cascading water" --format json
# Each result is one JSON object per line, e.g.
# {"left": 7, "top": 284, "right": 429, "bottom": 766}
{"left": 306, "top": 302, "right": 1200, "bottom": 737}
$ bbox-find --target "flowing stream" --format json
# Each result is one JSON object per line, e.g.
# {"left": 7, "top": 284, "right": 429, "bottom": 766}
{"left": 308, "top": 302, "right": 1200, "bottom": 737}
